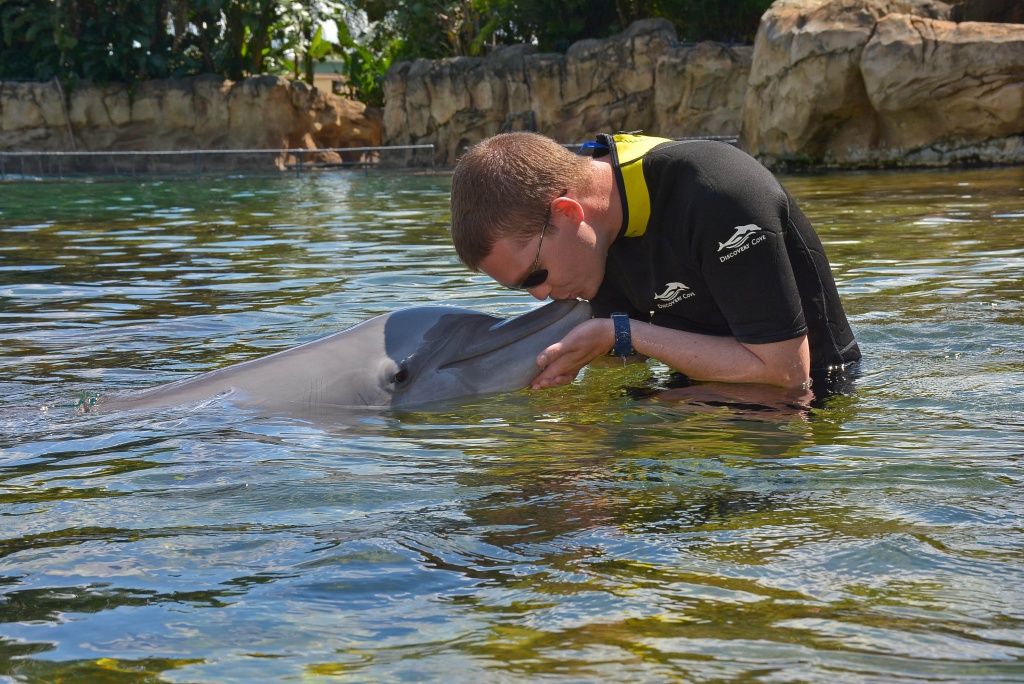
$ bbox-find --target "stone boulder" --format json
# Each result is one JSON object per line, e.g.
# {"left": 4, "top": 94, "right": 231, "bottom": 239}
{"left": 861, "top": 14, "right": 1024, "bottom": 164}
{"left": 383, "top": 19, "right": 752, "bottom": 165}
{"left": 0, "top": 75, "right": 381, "bottom": 163}
{"left": 0, "top": 80, "right": 71, "bottom": 149}
{"left": 741, "top": 0, "right": 1024, "bottom": 166}
{"left": 654, "top": 41, "right": 753, "bottom": 141}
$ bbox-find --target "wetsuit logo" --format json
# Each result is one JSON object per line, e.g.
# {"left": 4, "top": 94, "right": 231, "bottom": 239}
{"left": 654, "top": 281, "right": 695, "bottom": 309}
{"left": 718, "top": 224, "right": 768, "bottom": 262}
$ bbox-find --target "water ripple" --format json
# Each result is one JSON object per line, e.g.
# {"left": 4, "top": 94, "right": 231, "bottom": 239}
{"left": 1, "top": 169, "right": 1023, "bottom": 682}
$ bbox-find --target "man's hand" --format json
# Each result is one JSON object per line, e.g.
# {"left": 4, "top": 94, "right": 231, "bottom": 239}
{"left": 531, "top": 318, "right": 615, "bottom": 389}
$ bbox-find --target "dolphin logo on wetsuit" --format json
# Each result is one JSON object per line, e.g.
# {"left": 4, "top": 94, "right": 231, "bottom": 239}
{"left": 654, "top": 282, "right": 691, "bottom": 301}
{"left": 718, "top": 224, "right": 763, "bottom": 252}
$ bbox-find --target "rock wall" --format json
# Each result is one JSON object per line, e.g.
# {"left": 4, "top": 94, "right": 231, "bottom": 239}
{"left": 0, "top": 75, "right": 381, "bottom": 168}
{"left": 384, "top": 1, "right": 1023, "bottom": 168}
{"left": 382, "top": 19, "right": 752, "bottom": 165}
{"left": 742, "top": 0, "right": 1024, "bottom": 166}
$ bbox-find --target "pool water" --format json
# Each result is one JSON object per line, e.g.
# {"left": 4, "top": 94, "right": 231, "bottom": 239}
{"left": 1, "top": 167, "right": 1023, "bottom": 682}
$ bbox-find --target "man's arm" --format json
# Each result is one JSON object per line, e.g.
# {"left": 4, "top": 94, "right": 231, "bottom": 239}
{"left": 531, "top": 317, "right": 810, "bottom": 390}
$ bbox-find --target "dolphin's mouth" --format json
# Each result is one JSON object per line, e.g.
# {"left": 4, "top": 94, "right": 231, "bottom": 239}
{"left": 438, "top": 300, "right": 591, "bottom": 369}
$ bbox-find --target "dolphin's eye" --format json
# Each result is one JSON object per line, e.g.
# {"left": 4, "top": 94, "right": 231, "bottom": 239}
{"left": 392, "top": 366, "right": 410, "bottom": 385}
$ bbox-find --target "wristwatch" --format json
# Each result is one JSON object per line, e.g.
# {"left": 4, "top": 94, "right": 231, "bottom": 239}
{"left": 611, "top": 312, "right": 634, "bottom": 360}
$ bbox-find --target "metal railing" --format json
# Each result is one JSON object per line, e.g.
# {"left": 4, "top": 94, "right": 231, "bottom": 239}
{"left": 0, "top": 144, "right": 436, "bottom": 181}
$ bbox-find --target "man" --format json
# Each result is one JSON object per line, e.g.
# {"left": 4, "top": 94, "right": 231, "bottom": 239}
{"left": 449, "top": 131, "right": 860, "bottom": 392}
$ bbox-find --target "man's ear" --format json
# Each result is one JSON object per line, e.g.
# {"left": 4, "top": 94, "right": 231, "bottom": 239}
{"left": 551, "top": 196, "right": 584, "bottom": 225}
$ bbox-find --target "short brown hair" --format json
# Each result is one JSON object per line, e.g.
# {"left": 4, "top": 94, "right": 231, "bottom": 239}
{"left": 450, "top": 132, "right": 591, "bottom": 271}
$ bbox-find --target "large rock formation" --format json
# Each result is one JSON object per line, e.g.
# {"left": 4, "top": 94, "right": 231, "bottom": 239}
{"left": 383, "top": 19, "right": 752, "bottom": 165}
{"left": 741, "top": 0, "right": 1024, "bottom": 166}
{"left": 0, "top": 75, "right": 381, "bottom": 169}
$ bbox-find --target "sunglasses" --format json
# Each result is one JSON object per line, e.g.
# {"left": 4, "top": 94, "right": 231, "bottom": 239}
{"left": 510, "top": 190, "right": 566, "bottom": 290}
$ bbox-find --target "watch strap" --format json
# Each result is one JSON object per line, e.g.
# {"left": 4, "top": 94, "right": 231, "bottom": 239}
{"left": 611, "top": 312, "right": 633, "bottom": 358}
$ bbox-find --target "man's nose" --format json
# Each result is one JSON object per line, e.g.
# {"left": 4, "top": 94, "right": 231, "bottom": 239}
{"left": 529, "top": 284, "right": 552, "bottom": 301}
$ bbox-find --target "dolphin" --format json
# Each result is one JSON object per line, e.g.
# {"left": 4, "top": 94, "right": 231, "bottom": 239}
{"left": 100, "top": 299, "right": 592, "bottom": 412}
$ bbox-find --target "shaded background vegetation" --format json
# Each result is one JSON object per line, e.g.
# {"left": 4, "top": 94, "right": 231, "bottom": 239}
{"left": 2, "top": 0, "right": 770, "bottom": 105}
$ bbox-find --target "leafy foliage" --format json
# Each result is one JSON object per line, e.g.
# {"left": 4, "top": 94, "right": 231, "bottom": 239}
{"left": 332, "top": 10, "right": 391, "bottom": 106}
{"left": 0, "top": 0, "right": 771, "bottom": 103}
{"left": 0, "top": 0, "right": 327, "bottom": 84}
{"left": 1, "top": 0, "right": 180, "bottom": 83}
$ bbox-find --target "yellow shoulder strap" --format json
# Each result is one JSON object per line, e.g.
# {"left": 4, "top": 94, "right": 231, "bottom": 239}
{"left": 613, "top": 133, "right": 674, "bottom": 237}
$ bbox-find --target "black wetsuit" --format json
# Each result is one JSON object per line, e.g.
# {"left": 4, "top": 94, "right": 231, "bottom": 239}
{"left": 587, "top": 133, "right": 861, "bottom": 373}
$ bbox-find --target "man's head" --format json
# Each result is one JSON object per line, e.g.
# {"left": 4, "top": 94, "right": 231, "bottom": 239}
{"left": 450, "top": 132, "right": 591, "bottom": 271}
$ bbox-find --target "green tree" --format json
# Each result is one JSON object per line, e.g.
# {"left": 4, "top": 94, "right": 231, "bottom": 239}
{"left": 1, "top": 0, "right": 180, "bottom": 83}
{"left": 665, "top": 0, "right": 774, "bottom": 43}
{"left": 0, "top": 0, "right": 60, "bottom": 80}
{"left": 0, "top": 0, "right": 340, "bottom": 84}
{"left": 332, "top": 8, "right": 392, "bottom": 106}
{"left": 0, "top": 0, "right": 772, "bottom": 104}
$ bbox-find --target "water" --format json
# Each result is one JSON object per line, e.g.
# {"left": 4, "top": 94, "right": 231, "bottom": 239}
{"left": 1, "top": 167, "right": 1022, "bottom": 683}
